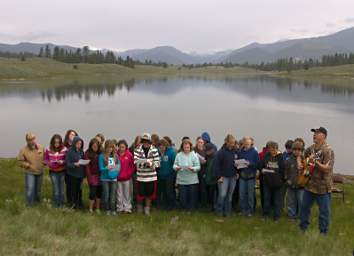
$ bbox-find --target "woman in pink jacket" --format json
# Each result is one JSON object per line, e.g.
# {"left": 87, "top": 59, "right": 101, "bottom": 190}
{"left": 116, "top": 140, "right": 135, "bottom": 213}
{"left": 44, "top": 134, "right": 67, "bottom": 208}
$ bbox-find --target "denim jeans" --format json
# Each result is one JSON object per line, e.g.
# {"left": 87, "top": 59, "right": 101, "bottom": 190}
{"left": 179, "top": 184, "right": 198, "bottom": 211}
{"left": 263, "top": 185, "right": 282, "bottom": 220}
{"left": 49, "top": 172, "right": 65, "bottom": 208}
{"left": 300, "top": 190, "right": 331, "bottom": 234}
{"left": 216, "top": 177, "right": 237, "bottom": 216}
{"left": 239, "top": 178, "right": 256, "bottom": 215}
{"left": 102, "top": 181, "right": 118, "bottom": 212}
{"left": 25, "top": 173, "right": 43, "bottom": 206}
{"left": 157, "top": 178, "right": 176, "bottom": 210}
{"left": 287, "top": 187, "right": 304, "bottom": 218}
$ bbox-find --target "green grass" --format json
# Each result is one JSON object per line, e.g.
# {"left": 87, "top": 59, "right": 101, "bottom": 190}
{"left": 0, "top": 57, "right": 262, "bottom": 81}
{"left": 270, "top": 64, "right": 354, "bottom": 87}
{"left": 0, "top": 159, "right": 353, "bottom": 255}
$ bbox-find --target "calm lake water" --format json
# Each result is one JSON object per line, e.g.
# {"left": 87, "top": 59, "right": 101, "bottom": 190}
{"left": 0, "top": 76, "right": 353, "bottom": 174}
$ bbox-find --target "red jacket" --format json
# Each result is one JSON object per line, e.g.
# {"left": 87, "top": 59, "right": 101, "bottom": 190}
{"left": 84, "top": 152, "right": 100, "bottom": 186}
{"left": 117, "top": 149, "right": 135, "bottom": 181}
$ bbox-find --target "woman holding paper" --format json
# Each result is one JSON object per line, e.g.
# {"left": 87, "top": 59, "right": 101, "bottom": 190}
{"left": 65, "top": 136, "right": 85, "bottom": 210}
{"left": 43, "top": 134, "right": 68, "bottom": 208}
{"left": 236, "top": 137, "right": 260, "bottom": 216}
{"left": 99, "top": 140, "right": 120, "bottom": 215}
{"left": 173, "top": 139, "right": 201, "bottom": 212}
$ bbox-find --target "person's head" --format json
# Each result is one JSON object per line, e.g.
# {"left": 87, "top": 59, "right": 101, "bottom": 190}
{"left": 179, "top": 139, "right": 193, "bottom": 153}
{"left": 294, "top": 137, "right": 306, "bottom": 149}
{"left": 141, "top": 133, "right": 152, "bottom": 149}
{"left": 49, "top": 134, "right": 63, "bottom": 152}
{"left": 73, "top": 137, "right": 83, "bottom": 151}
{"left": 224, "top": 134, "right": 237, "bottom": 150}
{"left": 267, "top": 141, "right": 279, "bottom": 157}
{"left": 240, "top": 137, "right": 253, "bottom": 151}
{"left": 311, "top": 127, "right": 327, "bottom": 145}
{"left": 205, "top": 143, "right": 215, "bottom": 156}
{"left": 95, "top": 133, "right": 105, "bottom": 145}
{"left": 151, "top": 134, "right": 160, "bottom": 147}
{"left": 131, "top": 135, "right": 141, "bottom": 149}
{"left": 64, "top": 129, "right": 78, "bottom": 146}
{"left": 117, "top": 140, "right": 128, "bottom": 154}
{"left": 285, "top": 140, "right": 294, "bottom": 154}
{"left": 163, "top": 136, "right": 173, "bottom": 147}
{"left": 181, "top": 136, "right": 190, "bottom": 142}
{"left": 88, "top": 138, "right": 100, "bottom": 153}
{"left": 159, "top": 139, "right": 169, "bottom": 153}
{"left": 104, "top": 140, "right": 115, "bottom": 155}
{"left": 201, "top": 132, "right": 211, "bottom": 144}
{"left": 26, "top": 133, "right": 37, "bottom": 149}
{"left": 292, "top": 141, "right": 304, "bottom": 157}
{"left": 195, "top": 136, "right": 205, "bottom": 151}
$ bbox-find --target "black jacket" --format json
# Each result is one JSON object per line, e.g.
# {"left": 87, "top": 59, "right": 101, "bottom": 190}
{"left": 259, "top": 152, "right": 285, "bottom": 188}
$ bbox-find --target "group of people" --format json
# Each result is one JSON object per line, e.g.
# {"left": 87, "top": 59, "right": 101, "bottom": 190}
{"left": 17, "top": 127, "right": 335, "bottom": 234}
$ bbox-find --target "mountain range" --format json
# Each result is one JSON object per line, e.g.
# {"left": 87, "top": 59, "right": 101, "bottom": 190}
{"left": 1, "top": 27, "right": 354, "bottom": 65}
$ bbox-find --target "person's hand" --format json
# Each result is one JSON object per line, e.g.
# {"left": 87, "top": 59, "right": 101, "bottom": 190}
{"left": 175, "top": 166, "right": 182, "bottom": 171}
{"left": 217, "top": 177, "right": 224, "bottom": 183}
{"left": 235, "top": 173, "right": 240, "bottom": 180}
{"left": 187, "top": 166, "right": 194, "bottom": 171}
{"left": 201, "top": 159, "right": 207, "bottom": 164}
{"left": 74, "top": 162, "right": 80, "bottom": 167}
{"left": 58, "top": 160, "right": 64, "bottom": 165}
{"left": 245, "top": 161, "right": 250, "bottom": 166}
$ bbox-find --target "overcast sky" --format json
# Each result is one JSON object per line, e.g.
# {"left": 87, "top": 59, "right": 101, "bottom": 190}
{"left": 1, "top": 0, "right": 354, "bottom": 53}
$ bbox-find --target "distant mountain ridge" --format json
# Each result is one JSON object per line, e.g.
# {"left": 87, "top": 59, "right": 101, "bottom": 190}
{"left": 1, "top": 26, "right": 354, "bottom": 65}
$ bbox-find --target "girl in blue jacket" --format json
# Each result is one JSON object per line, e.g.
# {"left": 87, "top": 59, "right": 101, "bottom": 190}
{"left": 99, "top": 140, "right": 120, "bottom": 215}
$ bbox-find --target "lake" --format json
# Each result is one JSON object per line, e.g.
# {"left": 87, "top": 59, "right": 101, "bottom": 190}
{"left": 0, "top": 76, "right": 353, "bottom": 174}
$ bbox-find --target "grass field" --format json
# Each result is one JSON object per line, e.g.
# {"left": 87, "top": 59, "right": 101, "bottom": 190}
{"left": 0, "top": 158, "right": 353, "bottom": 255}
{"left": 0, "top": 57, "right": 262, "bottom": 81}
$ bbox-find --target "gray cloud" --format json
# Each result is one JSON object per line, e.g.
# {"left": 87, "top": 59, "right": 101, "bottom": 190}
{"left": 1, "top": 0, "right": 354, "bottom": 52}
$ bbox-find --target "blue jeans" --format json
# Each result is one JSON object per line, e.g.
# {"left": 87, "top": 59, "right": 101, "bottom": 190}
{"left": 216, "top": 177, "right": 236, "bottom": 216}
{"left": 239, "top": 178, "right": 256, "bottom": 215}
{"left": 300, "top": 190, "right": 331, "bottom": 234}
{"left": 287, "top": 187, "right": 304, "bottom": 218}
{"left": 25, "top": 173, "right": 43, "bottom": 206}
{"left": 49, "top": 172, "right": 65, "bottom": 208}
{"left": 263, "top": 185, "right": 282, "bottom": 220}
{"left": 102, "top": 181, "right": 118, "bottom": 212}
{"left": 179, "top": 184, "right": 198, "bottom": 211}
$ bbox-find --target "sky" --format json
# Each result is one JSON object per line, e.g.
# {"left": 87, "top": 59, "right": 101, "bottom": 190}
{"left": 1, "top": 0, "right": 354, "bottom": 53}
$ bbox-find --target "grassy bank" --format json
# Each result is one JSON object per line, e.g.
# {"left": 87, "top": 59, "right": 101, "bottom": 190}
{"left": 0, "top": 57, "right": 262, "bottom": 81}
{"left": 0, "top": 159, "right": 353, "bottom": 255}
{"left": 270, "top": 64, "right": 354, "bottom": 86}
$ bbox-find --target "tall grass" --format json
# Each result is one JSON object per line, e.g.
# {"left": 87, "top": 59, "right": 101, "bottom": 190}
{"left": 0, "top": 158, "right": 353, "bottom": 255}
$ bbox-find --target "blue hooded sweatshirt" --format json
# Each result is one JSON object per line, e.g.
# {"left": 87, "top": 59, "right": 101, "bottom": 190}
{"left": 237, "top": 147, "right": 260, "bottom": 180}
{"left": 201, "top": 132, "right": 217, "bottom": 151}
{"left": 99, "top": 153, "right": 120, "bottom": 182}
{"left": 213, "top": 144, "right": 238, "bottom": 178}
{"left": 66, "top": 136, "right": 85, "bottom": 178}
{"left": 159, "top": 146, "right": 176, "bottom": 179}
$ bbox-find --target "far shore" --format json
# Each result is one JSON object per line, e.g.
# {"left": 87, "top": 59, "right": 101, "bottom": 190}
{"left": 1, "top": 57, "right": 354, "bottom": 88}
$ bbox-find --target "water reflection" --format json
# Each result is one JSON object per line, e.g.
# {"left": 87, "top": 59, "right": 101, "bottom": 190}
{"left": 0, "top": 76, "right": 353, "bottom": 104}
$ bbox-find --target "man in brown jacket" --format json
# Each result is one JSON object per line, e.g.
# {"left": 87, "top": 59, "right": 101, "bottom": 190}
{"left": 17, "top": 133, "right": 44, "bottom": 206}
{"left": 299, "top": 127, "right": 335, "bottom": 235}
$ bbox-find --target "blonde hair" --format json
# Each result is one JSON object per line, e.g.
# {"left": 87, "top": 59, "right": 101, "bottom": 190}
{"left": 224, "top": 134, "right": 238, "bottom": 150}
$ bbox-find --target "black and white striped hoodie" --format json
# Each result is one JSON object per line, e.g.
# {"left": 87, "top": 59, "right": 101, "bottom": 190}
{"left": 134, "top": 145, "right": 160, "bottom": 182}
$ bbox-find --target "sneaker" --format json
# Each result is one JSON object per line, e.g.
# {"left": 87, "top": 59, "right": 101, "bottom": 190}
{"left": 106, "top": 211, "right": 111, "bottom": 216}
{"left": 137, "top": 204, "right": 143, "bottom": 214}
{"left": 89, "top": 209, "right": 94, "bottom": 214}
{"left": 144, "top": 207, "right": 151, "bottom": 216}
{"left": 112, "top": 211, "right": 117, "bottom": 216}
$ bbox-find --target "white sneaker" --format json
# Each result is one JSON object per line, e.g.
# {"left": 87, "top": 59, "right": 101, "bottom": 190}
{"left": 144, "top": 207, "right": 151, "bottom": 216}
{"left": 106, "top": 211, "right": 111, "bottom": 216}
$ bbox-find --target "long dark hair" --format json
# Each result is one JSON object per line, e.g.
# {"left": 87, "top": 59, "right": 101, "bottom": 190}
{"left": 49, "top": 134, "right": 64, "bottom": 152}
{"left": 86, "top": 138, "right": 101, "bottom": 159}
{"left": 64, "top": 129, "right": 78, "bottom": 147}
